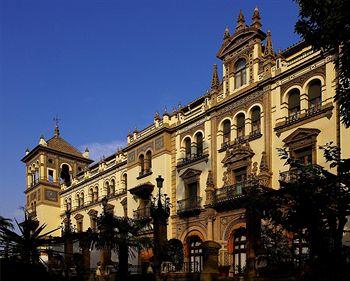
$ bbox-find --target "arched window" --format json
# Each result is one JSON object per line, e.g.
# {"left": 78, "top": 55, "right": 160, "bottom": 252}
{"left": 233, "top": 228, "right": 247, "bottom": 275}
{"left": 60, "top": 164, "right": 71, "bottom": 187}
{"left": 145, "top": 151, "right": 152, "bottom": 173}
{"left": 195, "top": 132, "right": 203, "bottom": 156}
{"left": 251, "top": 107, "right": 261, "bottom": 133}
{"left": 236, "top": 113, "right": 245, "bottom": 139}
{"left": 139, "top": 154, "right": 145, "bottom": 175}
{"left": 105, "top": 181, "right": 110, "bottom": 196}
{"left": 122, "top": 174, "right": 127, "bottom": 190}
{"left": 184, "top": 138, "right": 192, "bottom": 159}
{"left": 76, "top": 194, "right": 80, "bottom": 207}
{"left": 89, "top": 188, "right": 93, "bottom": 203}
{"left": 67, "top": 198, "right": 72, "bottom": 211}
{"left": 80, "top": 193, "right": 84, "bottom": 207}
{"left": 94, "top": 186, "right": 99, "bottom": 202}
{"left": 223, "top": 120, "right": 231, "bottom": 145}
{"left": 110, "top": 179, "right": 115, "bottom": 195}
{"left": 308, "top": 80, "right": 322, "bottom": 109}
{"left": 234, "top": 59, "right": 247, "bottom": 89}
{"left": 288, "top": 89, "right": 301, "bottom": 116}
{"left": 187, "top": 235, "right": 203, "bottom": 272}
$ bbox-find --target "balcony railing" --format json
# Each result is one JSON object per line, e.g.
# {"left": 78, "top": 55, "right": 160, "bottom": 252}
{"left": 215, "top": 181, "right": 254, "bottom": 202}
{"left": 277, "top": 101, "right": 330, "bottom": 130}
{"left": 133, "top": 206, "right": 151, "bottom": 220}
{"left": 177, "top": 196, "right": 202, "bottom": 216}
{"left": 137, "top": 169, "right": 152, "bottom": 179}
{"left": 176, "top": 152, "right": 208, "bottom": 169}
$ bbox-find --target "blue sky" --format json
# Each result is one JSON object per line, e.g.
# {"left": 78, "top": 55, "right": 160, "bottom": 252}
{"left": 0, "top": 0, "right": 300, "bottom": 221}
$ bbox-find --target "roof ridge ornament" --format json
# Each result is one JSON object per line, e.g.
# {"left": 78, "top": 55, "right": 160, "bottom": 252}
{"left": 53, "top": 116, "right": 61, "bottom": 137}
{"left": 264, "top": 30, "right": 275, "bottom": 59}
{"left": 236, "top": 10, "right": 246, "bottom": 31}
{"left": 251, "top": 6, "right": 262, "bottom": 29}
{"left": 211, "top": 64, "right": 220, "bottom": 91}
{"left": 223, "top": 26, "right": 230, "bottom": 40}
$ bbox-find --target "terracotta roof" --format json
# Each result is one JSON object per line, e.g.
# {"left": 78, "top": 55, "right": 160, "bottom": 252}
{"left": 46, "top": 136, "right": 84, "bottom": 158}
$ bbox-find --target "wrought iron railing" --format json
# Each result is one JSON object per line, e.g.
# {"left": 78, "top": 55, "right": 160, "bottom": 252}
{"left": 177, "top": 151, "right": 208, "bottom": 168}
{"left": 177, "top": 196, "right": 202, "bottom": 213}
{"left": 133, "top": 206, "right": 151, "bottom": 219}
{"left": 215, "top": 181, "right": 254, "bottom": 202}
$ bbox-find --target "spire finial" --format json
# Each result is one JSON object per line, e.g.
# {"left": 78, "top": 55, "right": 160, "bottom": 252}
{"left": 264, "top": 30, "right": 274, "bottom": 58}
{"left": 223, "top": 26, "right": 230, "bottom": 40}
{"left": 236, "top": 10, "right": 246, "bottom": 31}
{"left": 53, "top": 116, "right": 61, "bottom": 137}
{"left": 251, "top": 6, "right": 262, "bottom": 29}
{"left": 211, "top": 64, "right": 220, "bottom": 91}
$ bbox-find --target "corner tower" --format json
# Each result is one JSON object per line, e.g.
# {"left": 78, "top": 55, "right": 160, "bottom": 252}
{"left": 21, "top": 125, "right": 93, "bottom": 235}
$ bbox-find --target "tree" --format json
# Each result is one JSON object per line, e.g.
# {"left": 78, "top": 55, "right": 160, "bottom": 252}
{"left": 90, "top": 209, "right": 152, "bottom": 281}
{"left": 294, "top": 0, "right": 350, "bottom": 126}
{"left": 165, "top": 239, "right": 184, "bottom": 271}
{"left": 0, "top": 210, "right": 59, "bottom": 263}
{"left": 0, "top": 216, "right": 13, "bottom": 230}
{"left": 258, "top": 144, "right": 350, "bottom": 280}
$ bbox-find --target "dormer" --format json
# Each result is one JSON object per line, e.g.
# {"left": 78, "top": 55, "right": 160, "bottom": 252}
{"left": 216, "top": 8, "right": 274, "bottom": 96}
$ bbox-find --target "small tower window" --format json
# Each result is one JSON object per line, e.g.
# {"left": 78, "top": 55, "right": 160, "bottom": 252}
{"left": 234, "top": 59, "right": 247, "bottom": 89}
{"left": 48, "top": 169, "right": 54, "bottom": 183}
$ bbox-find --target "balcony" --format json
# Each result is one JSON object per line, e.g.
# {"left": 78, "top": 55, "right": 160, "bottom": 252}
{"left": 212, "top": 180, "right": 255, "bottom": 210}
{"left": 275, "top": 101, "right": 333, "bottom": 134}
{"left": 218, "top": 131, "right": 262, "bottom": 152}
{"left": 176, "top": 153, "right": 208, "bottom": 170}
{"left": 137, "top": 169, "right": 153, "bottom": 179}
{"left": 177, "top": 196, "right": 202, "bottom": 217}
{"left": 133, "top": 206, "right": 151, "bottom": 220}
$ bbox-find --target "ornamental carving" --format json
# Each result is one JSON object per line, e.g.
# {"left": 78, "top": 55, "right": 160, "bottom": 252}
{"left": 155, "top": 136, "right": 164, "bottom": 150}
{"left": 217, "top": 90, "right": 264, "bottom": 121}
{"left": 280, "top": 65, "right": 326, "bottom": 97}
{"left": 44, "top": 189, "right": 58, "bottom": 202}
{"left": 221, "top": 141, "right": 255, "bottom": 186}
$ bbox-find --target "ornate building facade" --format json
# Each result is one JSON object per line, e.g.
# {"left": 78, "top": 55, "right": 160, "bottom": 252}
{"left": 22, "top": 8, "right": 350, "bottom": 275}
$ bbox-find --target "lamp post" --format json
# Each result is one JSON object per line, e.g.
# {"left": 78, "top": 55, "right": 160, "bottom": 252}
{"left": 62, "top": 210, "right": 74, "bottom": 278}
{"left": 151, "top": 175, "right": 171, "bottom": 281}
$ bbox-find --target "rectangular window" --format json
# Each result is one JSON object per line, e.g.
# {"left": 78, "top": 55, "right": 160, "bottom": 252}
{"left": 48, "top": 169, "right": 54, "bottom": 183}
{"left": 294, "top": 146, "right": 313, "bottom": 165}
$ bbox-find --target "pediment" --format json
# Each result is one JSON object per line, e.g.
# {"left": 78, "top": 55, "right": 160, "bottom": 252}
{"left": 217, "top": 27, "right": 266, "bottom": 59}
{"left": 88, "top": 209, "right": 98, "bottom": 216}
{"left": 283, "top": 128, "right": 321, "bottom": 145}
{"left": 180, "top": 168, "right": 202, "bottom": 180}
{"left": 74, "top": 214, "right": 83, "bottom": 220}
{"left": 222, "top": 142, "right": 254, "bottom": 166}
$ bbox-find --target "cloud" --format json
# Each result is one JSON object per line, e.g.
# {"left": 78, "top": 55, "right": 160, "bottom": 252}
{"left": 79, "top": 140, "right": 125, "bottom": 161}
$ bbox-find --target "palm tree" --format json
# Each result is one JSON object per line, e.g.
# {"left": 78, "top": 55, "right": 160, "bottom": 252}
{"left": 0, "top": 215, "right": 13, "bottom": 230}
{"left": 0, "top": 210, "right": 59, "bottom": 263}
{"left": 91, "top": 208, "right": 152, "bottom": 280}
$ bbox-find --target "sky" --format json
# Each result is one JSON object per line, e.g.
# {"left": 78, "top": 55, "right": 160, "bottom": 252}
{"left": 0, "top": 0, "right": 300, "bottom": 221}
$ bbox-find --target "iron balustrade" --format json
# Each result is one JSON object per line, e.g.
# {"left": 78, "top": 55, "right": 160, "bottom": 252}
{"left": 133, "top": 206, "right": 151, "bottom": 219}
{"left": 215, "top": 181, "right": 253, "bottom": 202}
{"left": 177, "top": 152, "right": 208, "bottom": 168}
{"left": 177, "top": 196, "right": 202, "bottom": 213}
